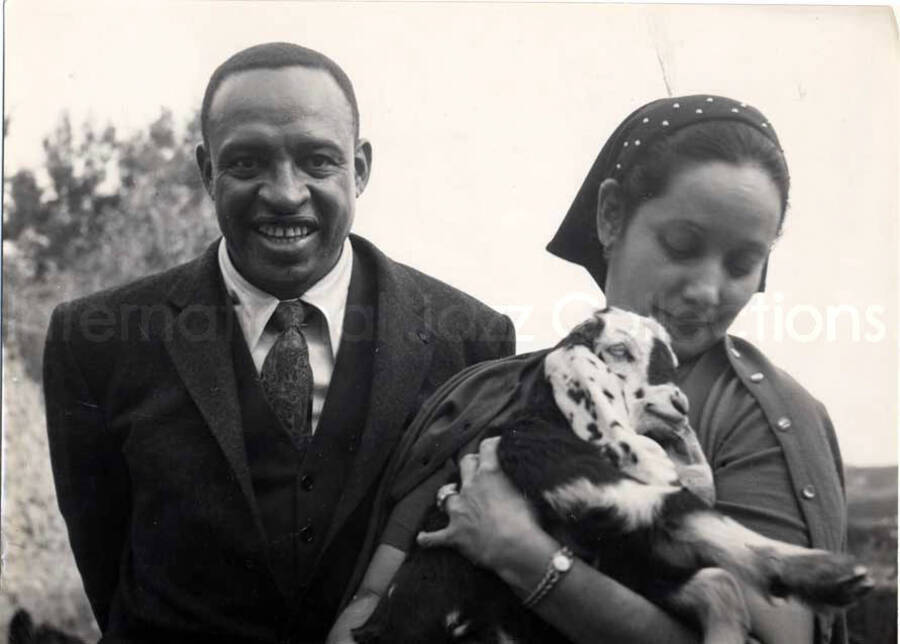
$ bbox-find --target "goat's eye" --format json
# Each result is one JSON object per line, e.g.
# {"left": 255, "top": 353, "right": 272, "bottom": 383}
{"left": 606, "top": 343, "right": 632, "bottom": 360}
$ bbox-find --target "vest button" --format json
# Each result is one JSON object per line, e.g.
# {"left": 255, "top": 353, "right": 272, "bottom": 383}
{"left": 300, "top": 474, "right": 314, "bottom": 491}
{"left": 776, "top": 417, "right": 792, "bottom": 431}
{"left": 801, "top": 485, "right": 816, "bottom": 500}
{"left": 299, "top": 523, "right": 314, "bottom": 543}
{"left": 750, "top": 372, "right": 765, "bottom": 383}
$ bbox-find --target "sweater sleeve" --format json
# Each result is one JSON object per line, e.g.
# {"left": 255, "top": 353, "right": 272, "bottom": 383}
{"left": 695, "top": 374, "right": 810, "bottom": 547}
{"left": 379, "top": 459, "right": 456, "bottom": 552}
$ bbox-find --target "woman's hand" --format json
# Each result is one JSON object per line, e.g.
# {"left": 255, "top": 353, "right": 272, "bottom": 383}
{"left": 416, "top": 440, "right": 701, "bottom": 644}
{"left": 416, "top": 437, "right": 550, "bottom": 574}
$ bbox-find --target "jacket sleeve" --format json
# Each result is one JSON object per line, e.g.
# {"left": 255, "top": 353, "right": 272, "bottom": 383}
{"left": 472, "top": 312, "right": 517, "bottom": 364}
{"left": 496, "top": 314, "right": 517, "bottom": 360}
{"left": 43, "top": 303, "right": 130, "bottom": 631}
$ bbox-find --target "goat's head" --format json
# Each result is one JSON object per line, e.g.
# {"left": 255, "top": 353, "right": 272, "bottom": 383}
{"left": 546, "top": 307, "right": 713, "bottom": 501}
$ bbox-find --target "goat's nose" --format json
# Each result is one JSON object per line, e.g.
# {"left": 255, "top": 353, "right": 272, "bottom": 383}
{"left": 671, "top": 392, "right": 689, "bottom": 416}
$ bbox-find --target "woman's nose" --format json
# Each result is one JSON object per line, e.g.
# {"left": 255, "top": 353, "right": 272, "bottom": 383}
{"left": 682, "top": 262, "right": 723, "bottom": 307}
{"left": 260, "top": 163, "right": 309, "bottom": 213}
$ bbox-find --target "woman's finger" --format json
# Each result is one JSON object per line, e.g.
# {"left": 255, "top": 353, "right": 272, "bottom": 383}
{"left": 459, "top": 452, "right": 478, "bottom": 486}
{"left": 442, "top": 489, "right": 465, "bottom": 515}
{"left": 477, "top": 436, "right": 501, "bottom": 471}
{"left": 416, "top": 527, "right": 452, "bottom": 549}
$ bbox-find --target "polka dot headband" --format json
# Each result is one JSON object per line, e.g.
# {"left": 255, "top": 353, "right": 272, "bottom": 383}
{"left": 547, "top": 95, "right": 783, "bottom": 291}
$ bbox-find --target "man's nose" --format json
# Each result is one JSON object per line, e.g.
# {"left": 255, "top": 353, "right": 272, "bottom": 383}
{"left": 259, "top": 163, "right": 309, "bottom": 213}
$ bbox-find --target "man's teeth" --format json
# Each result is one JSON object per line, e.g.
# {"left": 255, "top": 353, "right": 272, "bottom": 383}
{"left": 258, "top": 224, "right": 313, "bottom": 239}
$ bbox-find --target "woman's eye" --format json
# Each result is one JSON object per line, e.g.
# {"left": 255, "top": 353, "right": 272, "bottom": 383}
{"left": 606, "top": 343, "right": 632, "bottom": 360}
{"left": 727, "top": 252, "right": 765, "bottom": 278}
{"left": 659, "top": 228, "right": 702, "bottom": 259}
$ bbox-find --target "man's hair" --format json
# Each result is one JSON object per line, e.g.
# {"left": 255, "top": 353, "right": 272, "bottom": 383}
{"left": 199, "top": 42, "right": 360, "bottom": 148}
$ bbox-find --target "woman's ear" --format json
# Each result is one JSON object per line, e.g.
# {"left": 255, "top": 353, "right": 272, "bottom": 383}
{"left": 596, "top": 178, "right": 627, "bottom": 248}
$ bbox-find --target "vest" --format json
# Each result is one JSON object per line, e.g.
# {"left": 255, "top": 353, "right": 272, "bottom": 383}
{"left": 232, "top": 252, "right": 377, "bottom": 642}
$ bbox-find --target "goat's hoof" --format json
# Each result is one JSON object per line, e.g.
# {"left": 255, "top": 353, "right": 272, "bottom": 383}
{"left": 777, "top": 553, "right": 875, "bottom": 608}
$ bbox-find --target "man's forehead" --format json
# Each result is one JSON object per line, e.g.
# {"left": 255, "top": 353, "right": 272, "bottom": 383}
{"left": 207, "top": 66, "right": 355, "bottom": 139}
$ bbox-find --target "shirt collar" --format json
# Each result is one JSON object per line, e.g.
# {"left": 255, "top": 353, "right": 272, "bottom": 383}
{"left": 217, "top": 237, "right": 353, "bottom": 353}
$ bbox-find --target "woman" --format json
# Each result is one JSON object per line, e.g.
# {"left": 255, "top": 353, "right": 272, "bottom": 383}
{"left": 328, "top": 95, "right": 848, "bottom": 644}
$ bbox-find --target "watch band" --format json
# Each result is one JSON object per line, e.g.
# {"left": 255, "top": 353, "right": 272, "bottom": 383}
{"left": 522, "top": 546, "right": 574, "bottom": 609}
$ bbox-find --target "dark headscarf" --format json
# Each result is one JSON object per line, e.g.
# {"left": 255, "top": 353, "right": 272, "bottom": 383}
{"left": 546, "top": 95, "right": 783, "bottom": 291}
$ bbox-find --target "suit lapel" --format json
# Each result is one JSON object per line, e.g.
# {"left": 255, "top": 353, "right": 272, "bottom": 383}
{"left": 162, "top": 242, "right": 267, "bottom": 542}
{"left": 324, "top": 236, "right": 434, "bottom": 544}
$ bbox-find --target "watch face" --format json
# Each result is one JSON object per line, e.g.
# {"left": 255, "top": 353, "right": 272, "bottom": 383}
{"left": 552, "top": 552, "right": 572, "bottom": 572}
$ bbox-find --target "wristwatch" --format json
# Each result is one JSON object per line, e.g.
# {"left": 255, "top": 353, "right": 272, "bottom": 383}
{"left": 522, "top": 546, "right": 575, "bottom": 608}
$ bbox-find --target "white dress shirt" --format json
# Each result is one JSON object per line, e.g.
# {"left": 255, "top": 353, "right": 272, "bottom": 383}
{"left": 218, "top": 238, "right": 354, "bottom": 433}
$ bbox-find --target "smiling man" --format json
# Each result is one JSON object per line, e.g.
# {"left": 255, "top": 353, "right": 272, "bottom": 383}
{"left": 44, "top": 43, "right": 515, "bottom": 643}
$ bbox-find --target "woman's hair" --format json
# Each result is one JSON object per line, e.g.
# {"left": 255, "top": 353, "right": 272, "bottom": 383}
{"left": 618, "top": 121, "right": 790, "bottom": 228}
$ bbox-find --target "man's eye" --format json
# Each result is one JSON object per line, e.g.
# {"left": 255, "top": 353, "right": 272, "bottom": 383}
{"left": 306, "top": 154, "right": 336, "bottom": 170}
{"left": 229, "top": 157, "right": 262, "bottom": 173}
{"left": 606, "top": 343, "right": 633, "bottom": 360}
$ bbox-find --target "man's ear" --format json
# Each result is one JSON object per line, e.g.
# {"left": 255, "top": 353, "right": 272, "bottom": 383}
{"left": 195, "top": 144, "right": 214, "bottom": 200}
{"left": 596, "top": 178, "right": 627, "bottom": 248}
{"left": 353, "top": 139, "right": 373, "bottom": 197}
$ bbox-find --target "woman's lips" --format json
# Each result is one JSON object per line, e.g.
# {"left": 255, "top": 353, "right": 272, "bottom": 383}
{"left": 652, "top": 308, "right": 714, "bottom": 338}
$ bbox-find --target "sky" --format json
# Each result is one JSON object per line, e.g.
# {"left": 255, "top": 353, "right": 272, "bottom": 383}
{"left": 3, "top": 1, "right": 898, "bottom": 466}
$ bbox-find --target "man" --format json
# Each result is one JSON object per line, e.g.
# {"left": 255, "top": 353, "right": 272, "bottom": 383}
{"left": 44, "top": 42, "right": 514, "bottom": 643}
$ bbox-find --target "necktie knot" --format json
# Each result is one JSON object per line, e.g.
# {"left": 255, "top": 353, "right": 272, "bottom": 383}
{"left": 271, "top": 300, "right": 306, "bottom": 333}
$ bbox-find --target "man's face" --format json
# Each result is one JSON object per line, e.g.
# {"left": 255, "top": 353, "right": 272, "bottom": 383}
{"left": 198, "top": 66, "right": 371, "bottom": 298}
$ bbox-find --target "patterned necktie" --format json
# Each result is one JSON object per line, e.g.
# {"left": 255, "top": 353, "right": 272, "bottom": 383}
{"left": 260, "top": 300, "right": 314, "bottom": 448}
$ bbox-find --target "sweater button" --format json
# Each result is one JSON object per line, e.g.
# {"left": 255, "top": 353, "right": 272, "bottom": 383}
{"left": 776, "top": 417, "right": 792, "bottom": 431}
{"left": 749, "top": 372, "right": 765, "bottom": 383}
{"left": 300, "top": 474, "right": 314, "bottom": 491}
{"left": 801, "top": 485, "right": 816, "bottom": 500}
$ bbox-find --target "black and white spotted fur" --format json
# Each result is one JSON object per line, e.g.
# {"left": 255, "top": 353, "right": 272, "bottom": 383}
{"left": 355, "top": 308, "right": 872, "bottom": 644}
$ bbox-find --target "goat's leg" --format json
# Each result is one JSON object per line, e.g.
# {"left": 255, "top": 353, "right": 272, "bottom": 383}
{"left": 547, "top": 476, "right": 872, "bottom": 611}
{"left": 497, "top": 426, "right": 872, "bottom": 611}
{"left": 663, "top": 568, "right": 750, "bottom": 644}
{"left": 655, "top": 509, "right": 874, "bottom": 610}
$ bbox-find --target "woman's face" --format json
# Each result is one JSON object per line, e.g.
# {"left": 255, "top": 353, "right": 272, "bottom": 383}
{"left": 602, "top": 161, "right": 782, "bottom": 362}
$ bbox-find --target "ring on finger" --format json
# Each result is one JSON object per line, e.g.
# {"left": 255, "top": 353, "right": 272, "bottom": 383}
{"left": 436, "top": 483, "right": 459, "bottom": 511}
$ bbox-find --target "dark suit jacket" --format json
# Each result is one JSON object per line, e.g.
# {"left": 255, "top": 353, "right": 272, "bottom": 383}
{"left": 43, "top": 235, "right": 515, "bottom": 642}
